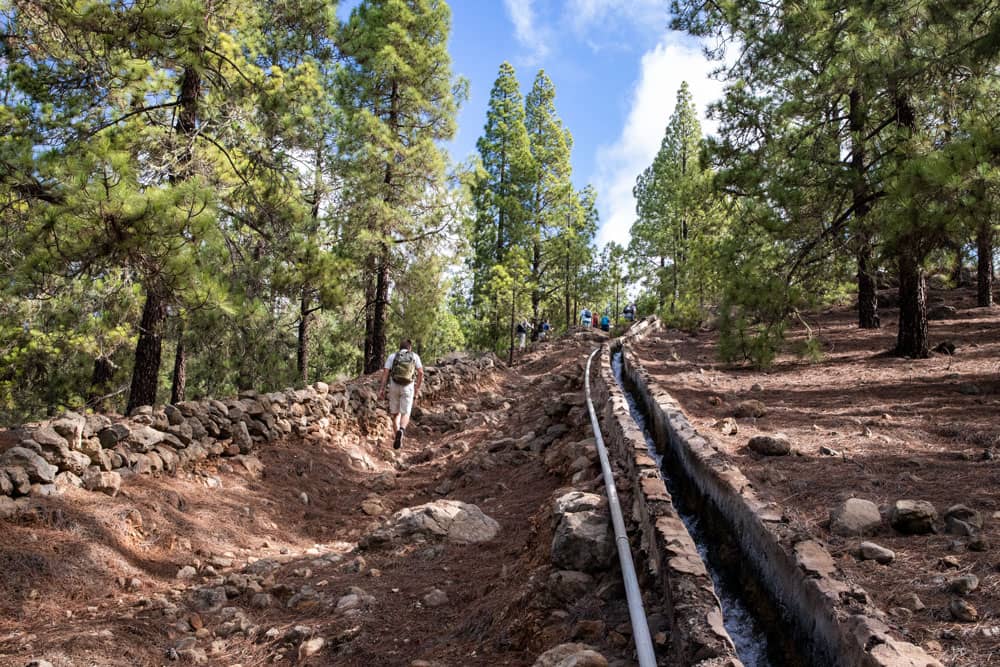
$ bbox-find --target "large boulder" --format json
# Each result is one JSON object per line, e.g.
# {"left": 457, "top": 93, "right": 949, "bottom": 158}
{"left": 0, "top": 447, "right": 58, "bottom": 483}
{"left": 830, "top": 498, "right": 883, "bottom": 537}
{"left": 365, "top": 500, "right": 499, "bottom": 546}
{"left": 551, "top": 509, "right": 612, "bottom": 573}
{"left": 891, "top": 500, "right": 938, "bottom": 535}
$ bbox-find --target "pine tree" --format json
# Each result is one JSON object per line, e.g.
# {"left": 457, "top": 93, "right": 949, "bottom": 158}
{"left": 524, "top": 70, "right": 574, "bottom": 323}
{"left": 469, "top": 61, "right": 533, "bottom": 350}
{"left": 337, "top": 0, "right": 461, "bottom": 373}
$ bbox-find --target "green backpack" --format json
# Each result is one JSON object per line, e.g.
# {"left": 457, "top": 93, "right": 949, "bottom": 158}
{"left": 390, "top": 350, "right": 416, "bottom": 385}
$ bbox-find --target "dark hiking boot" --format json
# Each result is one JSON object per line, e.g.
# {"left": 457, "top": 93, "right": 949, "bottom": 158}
{"left": 393, "top": 429, "right": 403, "bottom": 450}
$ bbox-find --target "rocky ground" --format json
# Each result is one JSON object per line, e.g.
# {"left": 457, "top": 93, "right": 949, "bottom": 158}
{"left": 631, "top": 287, "right": 1000, "bottom": 667}
{"left": 0, "top": 331, "right": 649, "bottom": 667}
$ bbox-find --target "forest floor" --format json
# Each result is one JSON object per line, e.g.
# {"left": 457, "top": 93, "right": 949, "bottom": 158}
{"left": 632, "top": 286, "right": 1000, "bottom": 667}
{"left": 0, "top": 331, "right": 633, "bottom": 667}
{"left": 3, "top": 288, "right": 999, "bottom": 667}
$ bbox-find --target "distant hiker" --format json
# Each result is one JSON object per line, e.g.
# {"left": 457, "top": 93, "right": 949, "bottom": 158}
{"left": 623, "top": 303, "right": 636, "bottom": 322}
{"left": 581, "top": 308, "right": 592, "bottom": 328}
{"left": 378, "top": 339, "right": 424, "bottom": 450}
{"left": 516, "top": 319, "right": 530, "bottom": 350}
{"left": 539, "top": 319, "right": 551, "bottom": 341}
{"left": 600, "top": 314, "right": 611, "bottom": 332}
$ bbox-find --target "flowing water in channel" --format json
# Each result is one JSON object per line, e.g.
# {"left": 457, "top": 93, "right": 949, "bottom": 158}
{"left": 612, "top": 351, "right": 775, "bottom": 667}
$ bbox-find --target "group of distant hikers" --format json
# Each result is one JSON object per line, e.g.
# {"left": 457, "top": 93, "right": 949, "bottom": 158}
{"left": 579, "top": 302, "right": 637, "bottom": 331}
{"left": 378, "top": 302, "right": 637, "bottom": 451}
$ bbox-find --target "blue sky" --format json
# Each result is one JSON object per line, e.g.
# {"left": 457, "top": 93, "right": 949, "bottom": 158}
{"left": 338, "top": 1, "right": 725, "bottom": 249}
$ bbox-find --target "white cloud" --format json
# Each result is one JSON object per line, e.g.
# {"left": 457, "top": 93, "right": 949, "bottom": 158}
{"left": 502, "top": 0, "right": 550, "bottom": 64}
{"left": 592, "top": 35, "right": 724, "bottom": 248}
{"left": 565, "top": 0, "right": 672, "bottom": 46}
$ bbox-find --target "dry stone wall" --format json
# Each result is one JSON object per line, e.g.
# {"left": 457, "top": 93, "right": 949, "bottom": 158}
{"left": 615, "top": 328, "right": 942, "bottom": 667}
{"left": 0, "top": 354, "right": 500, "bottom": 508}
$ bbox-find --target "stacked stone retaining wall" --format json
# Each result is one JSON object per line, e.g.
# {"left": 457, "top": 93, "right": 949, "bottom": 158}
{"left": 0, "top": 354, "right": 500, "bottom": 506}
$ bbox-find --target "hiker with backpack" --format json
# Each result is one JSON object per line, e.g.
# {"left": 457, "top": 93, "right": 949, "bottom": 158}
{"left": 515, "top": 319, "right": 530, "bottom": 351}
{"left": 580, "top": 307, "right": 592, "bottom": 328}
{"left": 378, "top": 339, "right": 424, "bottom": 450}
{"left": 539, "top": 319, "right": 551, "bottom": 341}
{"left": 600, "top": 313, "right": 611, "bottom": 332}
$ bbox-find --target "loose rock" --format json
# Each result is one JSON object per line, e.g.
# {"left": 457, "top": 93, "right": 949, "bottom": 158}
{"left": 949, "top": 574, "right": 979, "bottom": 596}
{"left": 830, "top": 498, "right": 882, "bottom": 537}
{"left": 949, "top": 598, "right": 978, "bottom": 622}
{"left": 858, "top": 542, "right": 895, "bottom": 564}
{"left": 891, "top": 500, "right": 938, "bottom": 535}
{"left": 747, "top": 433, "right": 791, "bottom": 456}
{"left": 733, "top": 400, "right": 766, "bottom": 418}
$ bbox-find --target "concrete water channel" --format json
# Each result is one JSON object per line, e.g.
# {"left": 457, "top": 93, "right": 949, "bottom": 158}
{"left": 601, "top": 330, "right": 943, "bottom": 667}
{"left": 612, "top": 350, "right": 784, "bottom": 667}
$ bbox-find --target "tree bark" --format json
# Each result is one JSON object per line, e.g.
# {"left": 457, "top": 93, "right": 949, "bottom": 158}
{"left": 531, "top": 237, "right": 541, "bottom": 323}
{"left": 297, "top": 289, "right": 312, "bottom": 385}
{"left": 363, "top": 256, "right": 376, "bottom": 372}
{"left": 849, "top": 87, "right": 879, "bottom": 329}
{"left": 367, "top": 247, "right": 389, "bottom": 375}
{"left": 564, "top": 247, "right": 571, "bottom": 330}
{"left": 127, "top": 287, "right": 168, "bottom": 412}
{"left": 857, "top": 239, "right": 880, "bottom": 329}
{"left": 170, "top": 323, "right": 186, "bottom": 404}
{"left": 951, "top": 245, "right": 965, "bottom": 287}
{"left": 508, "top": 285, "right": 516, "bottom": 365}
{"left": 977, "top": 221, "right": 994, "bottom": 307}
{"left": 894, "top": 250, "right": 929, "bottom": 358}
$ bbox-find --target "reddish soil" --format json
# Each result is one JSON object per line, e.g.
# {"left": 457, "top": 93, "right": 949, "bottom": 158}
{"left": 631, "top": 287, "right": 1000, "bottom": 667}
{"left": 0, "top": 333, "right": 632, "bottom": 667}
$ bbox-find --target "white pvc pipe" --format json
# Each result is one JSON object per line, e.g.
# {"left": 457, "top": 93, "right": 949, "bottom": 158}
{"left": 584, "top": 346, "right": 657, "bottom": 667}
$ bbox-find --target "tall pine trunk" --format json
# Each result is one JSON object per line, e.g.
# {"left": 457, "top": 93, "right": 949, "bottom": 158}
{"left": 857, "top": 240, "right": 880, "bottom": 328}
{"left": 895, "top": 250, "right": 929, "bottom": 358}
{"left": 363, "top": 254, "right": 376, "bottom": 372}
{"left": 298, "top": 148, "right": 323, "bottom": 384}
{"left": 508, "top": 285, "right": 516, "bottom": 365}
{"left": 170, "top": 322, "right": 186, "bottom": 404}
{"left": 129, "top": 62, "right": 199, "bottom": 411}
{"left": 850, "top": 87, "right": 879, "bottom": 329}
{"left": 891, "top": 92, "right": 928, "bottom": 357}
{"left": 977, "top": 221, "right": 994, "bottom": 307}
{"left": 564, "top": 243, "right": 571, "bottom": 330}
{"left": 369, "top": 247, "right": 389, "bottom": 374}
{"left": 531, "top": 237, "right": 541, "bottom": 324}
{"left": 128, "top": 288, "right": 167, "bottom": 412}
{"left": 297, "top": 289, "right": 311, "bottom": 385}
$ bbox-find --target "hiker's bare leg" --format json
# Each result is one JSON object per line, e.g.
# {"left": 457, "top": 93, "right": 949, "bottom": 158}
{"left": 400, "top": 413, "right": 410, "bottom": 430}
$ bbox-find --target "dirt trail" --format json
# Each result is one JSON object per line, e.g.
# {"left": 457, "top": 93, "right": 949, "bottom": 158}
{"left": 1, "top": 332, "right": 638, "bottom": 667}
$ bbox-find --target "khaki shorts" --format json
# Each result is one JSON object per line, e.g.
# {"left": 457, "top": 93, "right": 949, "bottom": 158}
{"left": 388, "top": 380, "right": 415, "bottom": 416}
